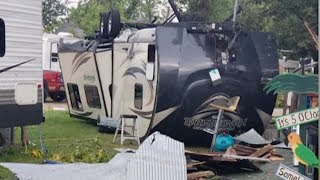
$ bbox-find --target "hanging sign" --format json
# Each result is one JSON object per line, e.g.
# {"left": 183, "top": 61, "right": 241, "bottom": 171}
{"left": 274, "top": 107, "right": 319, "bottom": 130}
{"left": 209, "top": 69, "right": 222, "bottom": 85}
{"left": 276, "top": 163, "right": 311, "bottom": 180}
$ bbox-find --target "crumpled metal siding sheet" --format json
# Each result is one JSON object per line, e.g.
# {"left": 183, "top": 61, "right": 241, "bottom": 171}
{"left": 127, "top": 132, "right": 187, "bottom": 180}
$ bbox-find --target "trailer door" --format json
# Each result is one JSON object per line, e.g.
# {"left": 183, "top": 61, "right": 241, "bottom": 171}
{"left": 95, "top": 48, "right": 113, "bottom": 116}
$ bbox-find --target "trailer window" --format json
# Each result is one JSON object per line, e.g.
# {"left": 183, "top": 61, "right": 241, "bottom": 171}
{"left": 84, "top": 85, "right": 101, "bottom": 109}
{"left": 67, "top": 83, "right": 83, "bottom": 111}
{"left": 51, "top": 43, "right": 59, "bottom": 62}
{"left": 146, "top": 44, "right": 155, "bottom": 80}
{"left": 0, "top": 18, "right": 5, "bottom": 57}
{"left": 134, "top": 83, "right": 143, "bottom": 110}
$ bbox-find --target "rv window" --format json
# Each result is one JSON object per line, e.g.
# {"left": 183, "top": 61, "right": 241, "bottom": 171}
{"left": 134, "top": 83, "right": 143, "bottom": 110}
{"left": 84, "top": 85, "right": 101, "bottom": 109}
{"left": 147, "top": 44, "right": 155, "bottom": 63}
{"left": 0, "top": 18, "right": 5, "bottom": 57}
{"left": 67, "top": 83, "right": 83, "bottom": 111}
{"left": 146, "top": 44, "right": 155, "bottom": 80}
{"left": 51, "top": 43, "right": 59, "bottom": 62}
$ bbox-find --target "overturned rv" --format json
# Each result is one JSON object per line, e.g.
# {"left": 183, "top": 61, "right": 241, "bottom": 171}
{"left": 58, "top": 2, "right": 279, "bottom": 145}
{"left": 0, "top": 0, "right": 43, "bottom": 128}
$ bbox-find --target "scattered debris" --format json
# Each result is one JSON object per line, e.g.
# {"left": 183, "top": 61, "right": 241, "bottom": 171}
{"left": 185, "top": 142, "right": 285, "bottom": 176}
{"left": 126, "top": 132, "right": 187, "bottom": 180}
{"left": 187, "top": 171, "right": 215, "bottom": 180}
{"left": 230, "top": 144, "right": 284, "bottom": 161}
{"left": 185, "top": 150, "right": 262, "bottom": 174}
{"left": 234, "top": 128, "right": 270, "bottom": 145}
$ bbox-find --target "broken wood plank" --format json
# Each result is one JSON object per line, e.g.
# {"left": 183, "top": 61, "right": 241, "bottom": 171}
{"left": 187, "top": 171, "right": 215, "bottom": 180}
{"left": 249, "top": 144, "right": 273, "bottom": 158}
{"left": 269, "top": 153, "right": 284, "bottom": 161}
{"left": 269, "top": 156, "right": 285, "bottom": 161}
{"left": 185, "top": 150, "right": 236, "bottom": 162}
{"left": 261, "top": 152, "right": 272, "bottom": 159}
{"left": 234, "top": 144, "right": 257, "bottom": 151}
{"left": 185, "top": 150, "right": 221, "bottom": 157}
{"left": 187, "top": 161, "right": 206, "bottom": 168}
{"left": 222, "top": 154, "right": 271, "bottom": 162}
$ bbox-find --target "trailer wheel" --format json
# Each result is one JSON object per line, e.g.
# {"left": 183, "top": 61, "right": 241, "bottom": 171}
{"left": 100, "top": 9, "right": 121, "bottom": 39}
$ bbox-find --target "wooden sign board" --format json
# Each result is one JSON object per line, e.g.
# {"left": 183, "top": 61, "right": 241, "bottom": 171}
{"left": 274, "top": 107, "right": 319, "bottom": 130}
{"left": 276, "top": 164, "right": 311, "bottom": 180}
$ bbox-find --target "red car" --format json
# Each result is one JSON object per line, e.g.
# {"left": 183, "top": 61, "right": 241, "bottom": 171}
{"left": 43, "top": 70, "right": 65, "bottom": 102}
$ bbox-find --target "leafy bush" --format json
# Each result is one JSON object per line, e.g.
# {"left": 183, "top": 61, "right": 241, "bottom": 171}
{"left": 49, "top": 138, "right": 110, "bottom": 163}
{"left": 275, "top": 93, "right": 285, "bottom": 108}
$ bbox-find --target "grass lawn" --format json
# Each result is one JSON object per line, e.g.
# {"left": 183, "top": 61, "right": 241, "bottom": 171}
{"left": 0, "top": 110, "right": 138, "bottom": 179}
{"left": 0, "top": 165, "right": 16, "bottom": 180}
{"left": 0, "top": 110, "right": 207, "bottom": 179}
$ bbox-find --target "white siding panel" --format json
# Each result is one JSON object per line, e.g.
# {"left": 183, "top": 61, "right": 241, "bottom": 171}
{"left": 0, "top": 0, "right": 42, "bottom": 104}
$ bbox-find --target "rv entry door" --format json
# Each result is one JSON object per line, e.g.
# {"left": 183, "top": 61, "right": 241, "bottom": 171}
{"left": 95, "top": 48, "right": 114, "bottom": 117}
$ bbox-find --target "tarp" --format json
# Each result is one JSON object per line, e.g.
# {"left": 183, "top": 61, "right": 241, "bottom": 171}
{"left": 1, "top": 153, "right": 132, "bottom": 180}
{"left": 0, "top": 132, "right": 187, "bottom": 180}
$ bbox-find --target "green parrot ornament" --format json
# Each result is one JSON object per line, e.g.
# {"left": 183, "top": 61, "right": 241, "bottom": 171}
{"left": 287, "top": 132, "right": 319, "bottom": 168}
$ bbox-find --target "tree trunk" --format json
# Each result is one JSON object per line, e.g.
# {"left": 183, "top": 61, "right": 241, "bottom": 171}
{"left": 196, "top": 0, "right": 211, "bottom": 21}
{"left": 0, "top": 128, "right": 14, "bottom": 148}
{"left": 20, "top": 126, "right": 30, "bottom": 146}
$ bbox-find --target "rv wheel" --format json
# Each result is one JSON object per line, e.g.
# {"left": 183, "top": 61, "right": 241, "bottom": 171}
{"left": 100, "top": 9, "right": 121, "bottom": 39}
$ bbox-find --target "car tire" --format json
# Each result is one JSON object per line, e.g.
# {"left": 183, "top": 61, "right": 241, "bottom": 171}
{"left": 50, "top": 93, "right": 66, "bottom": 102}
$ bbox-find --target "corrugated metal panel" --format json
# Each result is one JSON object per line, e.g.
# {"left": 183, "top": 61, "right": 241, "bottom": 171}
{"left": 0, "top": 0, "right": 42, "bottom": 104}
{"left": 127, "top": 132, "right": 187, "bottom": 180}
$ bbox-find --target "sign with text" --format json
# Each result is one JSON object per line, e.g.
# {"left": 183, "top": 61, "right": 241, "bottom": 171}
{"left": 276, "top": 164, "right": 311, "bottom": 180}
{"left": 274, "top": 107, "right": 319, "bottom": 130}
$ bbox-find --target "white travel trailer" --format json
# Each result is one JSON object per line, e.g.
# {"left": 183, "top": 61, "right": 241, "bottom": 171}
{"left": 42, "top": 32, "right": 74, "bottom": 71}
{"left": 0, "top": 0, "right": 43, "bottom": 129}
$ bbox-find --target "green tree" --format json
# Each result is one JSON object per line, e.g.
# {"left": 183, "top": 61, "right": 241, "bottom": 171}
{"left": 69, "top": 0, "right": 168, "bottom": 36}
{"left": 239, "top": 0, "right": 318, "bottom": 59}
{"left": 177, "top": 0, "right": 318, "bottom": 59}
{"left": 175, "top": 0, "right": 234, "bottom": 21}
{"left": 42, "top": 0, "right": 68, "bottom": 33}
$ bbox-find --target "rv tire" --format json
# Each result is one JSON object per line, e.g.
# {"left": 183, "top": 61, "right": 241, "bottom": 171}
{"left": 100, "top": 9, "right": 121, "bottom": 39}
{"left": 108, "top": 9, "right": 121, "bottom": 38}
